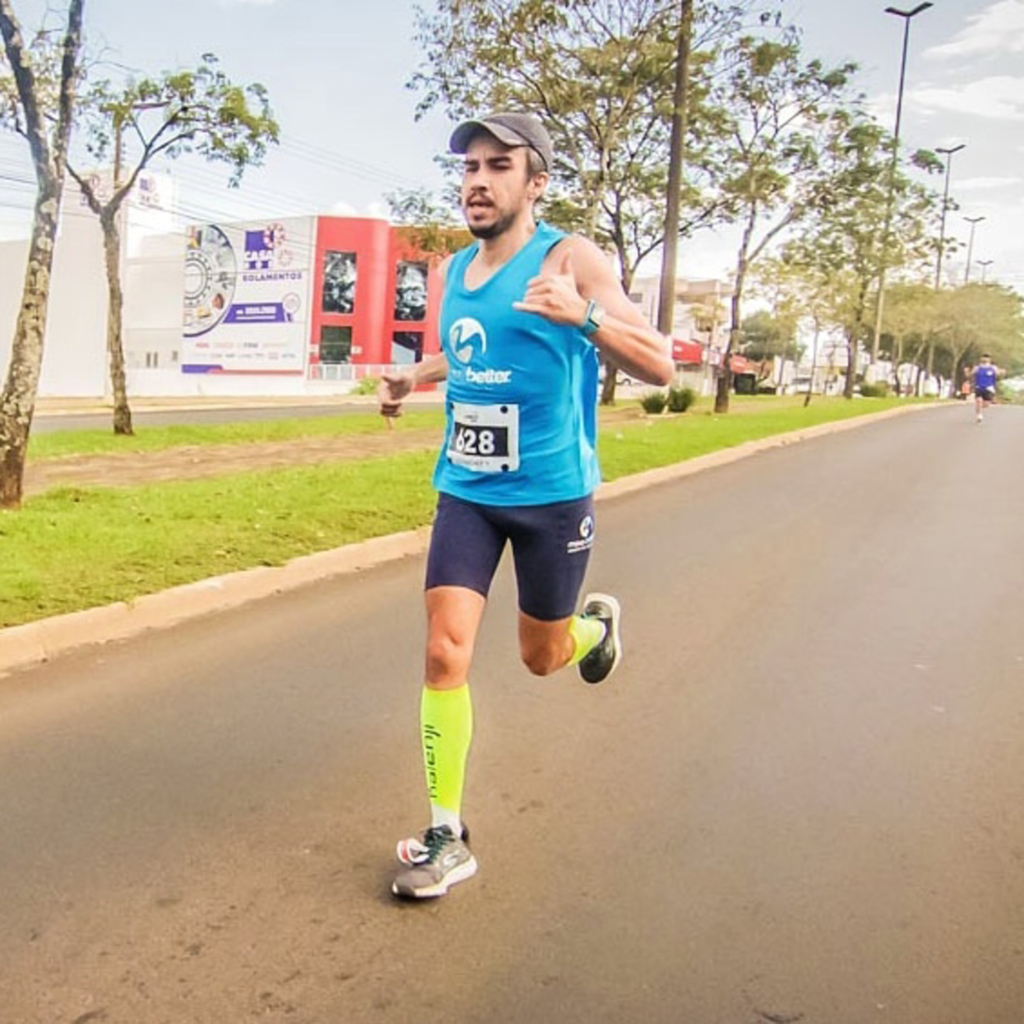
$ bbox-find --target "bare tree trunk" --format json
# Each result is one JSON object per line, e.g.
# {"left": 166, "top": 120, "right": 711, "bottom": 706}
{"left": 0, "top": 0, "right": 85, "bottom": 508}
{"left": 804, "top": 322, "right": 821, "bottom": 408}
{"left": 599, "top": 254, "right": 636, "bottom": 406}
{"left": 714, "top": 272, "right": 744, "bottom": 413}
{"left": 100, "top": 208, "right": 133, "bottom": 435}
{"left": 656, "top": 0, "right": 693, "bottom": 335}
{"left": 0, "top": 185, "right": 60, "bottom": 506}
{"left": 891, "top": 332, "right": 904, "bottom": 395}
{"left": 716, "top": 206, "right": 757, "bottom": 414}
{"left": 843, "top": 280, "right": 869, "bottom": 400}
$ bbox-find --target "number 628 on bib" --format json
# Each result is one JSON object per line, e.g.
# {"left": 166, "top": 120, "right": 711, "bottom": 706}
{"left": 447, "top": 402, "right": 520, "bottom": 473}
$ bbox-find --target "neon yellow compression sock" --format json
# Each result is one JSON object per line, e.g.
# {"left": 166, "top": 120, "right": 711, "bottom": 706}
{"left": 567, "top": 614, "right": 606, "bottom": 666}
{"left": 421, "top": 684, "right": 473, "bottom": 833}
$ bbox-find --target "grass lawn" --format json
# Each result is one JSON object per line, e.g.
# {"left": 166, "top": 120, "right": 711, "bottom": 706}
{"left": 3, "top": 396, "right": 926, "bottom": 628}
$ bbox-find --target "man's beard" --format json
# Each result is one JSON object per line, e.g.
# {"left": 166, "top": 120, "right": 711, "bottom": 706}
{"left": 467, "top": 208, "right": 517, "bottom": 240}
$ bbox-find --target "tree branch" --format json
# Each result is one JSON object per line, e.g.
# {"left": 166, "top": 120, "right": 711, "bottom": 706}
{"left": 0, "top": 0, "right": 49, "bottom": 172}
{"left": 65, "top": 161, "right": 103, "bottom": 216}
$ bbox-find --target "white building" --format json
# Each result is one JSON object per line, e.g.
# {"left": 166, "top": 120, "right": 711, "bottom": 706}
{"left": 0, "top": 169, "right": 177, "bottom": 398}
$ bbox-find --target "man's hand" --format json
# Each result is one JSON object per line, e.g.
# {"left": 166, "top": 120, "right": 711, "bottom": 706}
{"left": 378, "top": 372, "right": 413, "bottom": 420}
{"left": 513, "top": 247, "right": 589, "bottom": 327}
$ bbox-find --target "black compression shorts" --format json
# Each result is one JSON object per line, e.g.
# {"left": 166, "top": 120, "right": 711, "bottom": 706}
{"left": 425, "top": 492, "right": 595, "bottom": 621}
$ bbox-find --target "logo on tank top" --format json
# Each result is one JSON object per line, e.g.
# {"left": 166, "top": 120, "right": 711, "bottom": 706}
{"left": 449, "top": 316, "right": 512, "bottom": 384}
{"left": 450, "top": 318, "right": 487, "bottom": 364}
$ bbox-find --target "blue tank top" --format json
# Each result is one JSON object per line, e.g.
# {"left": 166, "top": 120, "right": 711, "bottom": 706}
{"left": 433, "top": 222, "right": 601, "bottom": 506}
{"left": 974, "top": 365, "right": 997, "bottom": 389}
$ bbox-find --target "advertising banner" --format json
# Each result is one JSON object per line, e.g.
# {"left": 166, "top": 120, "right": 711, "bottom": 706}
{"left": 182, "top": 217, "right": 314, "bottom": 374}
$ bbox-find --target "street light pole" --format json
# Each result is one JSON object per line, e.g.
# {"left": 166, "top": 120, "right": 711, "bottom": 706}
{"left": 977, "top": 259, "right": 994, "bottom": 283}
{"left": 869, "top": 2, "right": 933, "bottom": 380}
{"left": 963, "top": 215, "right": 985, "bottom": 283}
{"left": 934, "top": 143, "right": 965, "bottom": 289}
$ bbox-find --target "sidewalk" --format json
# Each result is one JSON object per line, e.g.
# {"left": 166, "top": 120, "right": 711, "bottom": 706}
{"left": 33, "top": 392, "right": 441, "bottom": 417}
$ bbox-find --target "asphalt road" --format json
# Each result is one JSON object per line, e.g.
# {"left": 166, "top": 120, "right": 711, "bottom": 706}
{"left": 2, "top": 403, "right": 1023, "bottom": 1024}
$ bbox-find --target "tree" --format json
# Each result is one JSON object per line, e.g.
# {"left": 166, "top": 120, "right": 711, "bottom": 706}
{"left": 878, "top": 281, "right": 935, "bottom": 395}
{"left": 704, "top": 32, "right": 857, "bottom": 412}
{"left": 0, "top": 0, "right": 85, "bottom": 509}
{"left": 780, "top": 114, "right": 939, "bottom": 399}
{"left": 408, "top": 0, "right": 767, "bottom": 404}
{"left": 739, "top": 309, "right": 799, "bottom": 387}
{"left": 67, "top": 54, "right": 279, "bottom": 435}
{"left": 746, "top": 255, "right": 805, "bottom": 387}
{"left": 411, "top": 0, "right": 679, "bottom": 407}
{"left": 930, "top": 283, "right": 1024, "bottom": 394}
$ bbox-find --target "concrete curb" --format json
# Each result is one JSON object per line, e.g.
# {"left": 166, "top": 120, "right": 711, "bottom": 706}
{"left": 0, "top": 401, "right": 942, "bottom": 677}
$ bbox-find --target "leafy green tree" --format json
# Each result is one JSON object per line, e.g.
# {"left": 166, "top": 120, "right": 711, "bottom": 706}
{"left": 781, "top": 114, "right": 939, "bottom": 399}
{"left": 739, "top": 309, "right": 800, "bottom": 387}
{"left": 930, "top": 284, "right": 1024, "bottom": 394}
{"left": 407, "top": 0, "right": 780, "bottom": 403}
{"left": 879, "top": 282, "right": 936, "bottom": 395}
{"left": 0, "top": 0, "right": 85, "bottom": 509}
{"left": 67, "top": 55, "right": 279, "bottom": 435}
{"left": 704, "top": 32, "right": 857, "bottom": 412}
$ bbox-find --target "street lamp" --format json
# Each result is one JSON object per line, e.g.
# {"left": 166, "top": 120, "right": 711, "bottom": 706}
{"left": 963, "top": 215, "right": 985, "bottom": 283}
{"left": 977, "top": 259, "right": 994, "bottom": 283}
{"left": 934, "top": 143, "right": 965, "bottom": 289}
{"left": 870, "top": 2, "right": 934, "bottom": 375}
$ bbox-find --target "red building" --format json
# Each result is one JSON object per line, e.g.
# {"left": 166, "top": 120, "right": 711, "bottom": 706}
{"left": 309, "top": 217, "right": 444, "bottom": 378}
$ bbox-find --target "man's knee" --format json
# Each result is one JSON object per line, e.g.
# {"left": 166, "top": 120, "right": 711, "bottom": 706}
{"left": 520, "top": 640, "right": 564, "bottom": 677}
{"left": 426, "top": 629, "right": 473, "bottom": 681}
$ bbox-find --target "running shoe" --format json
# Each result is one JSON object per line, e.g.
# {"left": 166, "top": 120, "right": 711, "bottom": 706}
{"left": 577, "top": 592, "right": 622, "bottom": 684}
{"left": 396, "top": 822, "right": 470, "bottom": 865}
{"left": 391, "top": 825, "right": 478, "bottom": 899}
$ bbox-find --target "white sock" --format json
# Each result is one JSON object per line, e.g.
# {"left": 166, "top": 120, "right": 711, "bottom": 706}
{"left": 430, "top": 804, "right": 462, "bottom": 836}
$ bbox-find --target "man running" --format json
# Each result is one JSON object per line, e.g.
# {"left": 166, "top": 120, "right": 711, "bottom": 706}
{"left": 973, "top": 354, "right": 998, "bottom": 423}
{"left": 377, "top": 112, "right": 673, "bottom": 899}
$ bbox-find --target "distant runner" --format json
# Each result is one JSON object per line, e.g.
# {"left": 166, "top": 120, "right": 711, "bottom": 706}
{"left": 973, "top": 354, "right": 998, "bottom": 423}
{"left": 377, "top": 112, "right": 673, "bottom": 899}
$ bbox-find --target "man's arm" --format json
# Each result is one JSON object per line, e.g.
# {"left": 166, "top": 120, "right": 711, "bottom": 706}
{"left": 378, "top": 352, "right": 450, "bottom": 417}
{"left": 513, "top": 236, "right": 674, "bottom": 386}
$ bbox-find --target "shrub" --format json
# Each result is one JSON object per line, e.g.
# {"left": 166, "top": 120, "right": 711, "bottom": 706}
{"left": 639, "top": 390, "right": 668, "bottom": 414}
{"left": 350, "top": 376, "right": 380, "bottom": 396}
{"left": 859, "top": 382, "right": 890, "bottom": 398}
{"left": 667, "top": 385, "right": 697, "bottom": 413}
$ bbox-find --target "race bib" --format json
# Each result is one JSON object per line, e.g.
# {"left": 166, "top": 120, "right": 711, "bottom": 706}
{"left": 447, "top": 402, "right": 520, "bottom": 473}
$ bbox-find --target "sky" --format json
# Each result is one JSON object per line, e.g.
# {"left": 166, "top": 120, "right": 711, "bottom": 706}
{"left": 0, "top": 0, "right": 1021, "bottom": 292}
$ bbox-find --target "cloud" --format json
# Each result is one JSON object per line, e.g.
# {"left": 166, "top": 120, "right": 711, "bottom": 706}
{"left": 925, "top": 0, "right": 1024, "bottom": 60}
{"left": 909, "top": 76, "right": 1024, "bottom": 121}
{"left": 955, "top": 175, "right": 1022, "bottom": 191}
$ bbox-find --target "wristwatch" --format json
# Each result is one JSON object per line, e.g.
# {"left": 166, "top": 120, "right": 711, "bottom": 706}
{"left": 581, "top": 298, "right": 606, "bottom": 338}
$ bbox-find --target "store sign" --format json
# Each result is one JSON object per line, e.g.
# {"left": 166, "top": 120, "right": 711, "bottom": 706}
{"left": 181, "top": 217, "right": 313, "bottom": 374}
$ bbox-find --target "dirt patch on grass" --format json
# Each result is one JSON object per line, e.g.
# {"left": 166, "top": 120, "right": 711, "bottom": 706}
{"left": 24, "top": 427, "right": 444, "bottom": 496}
{"left": 23, "top": 407, "right": 649, "bottom": 497}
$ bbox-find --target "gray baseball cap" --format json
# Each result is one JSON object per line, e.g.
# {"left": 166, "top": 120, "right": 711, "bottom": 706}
{"left": 449, "top": 113, "right": 554, "bottom": 171}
